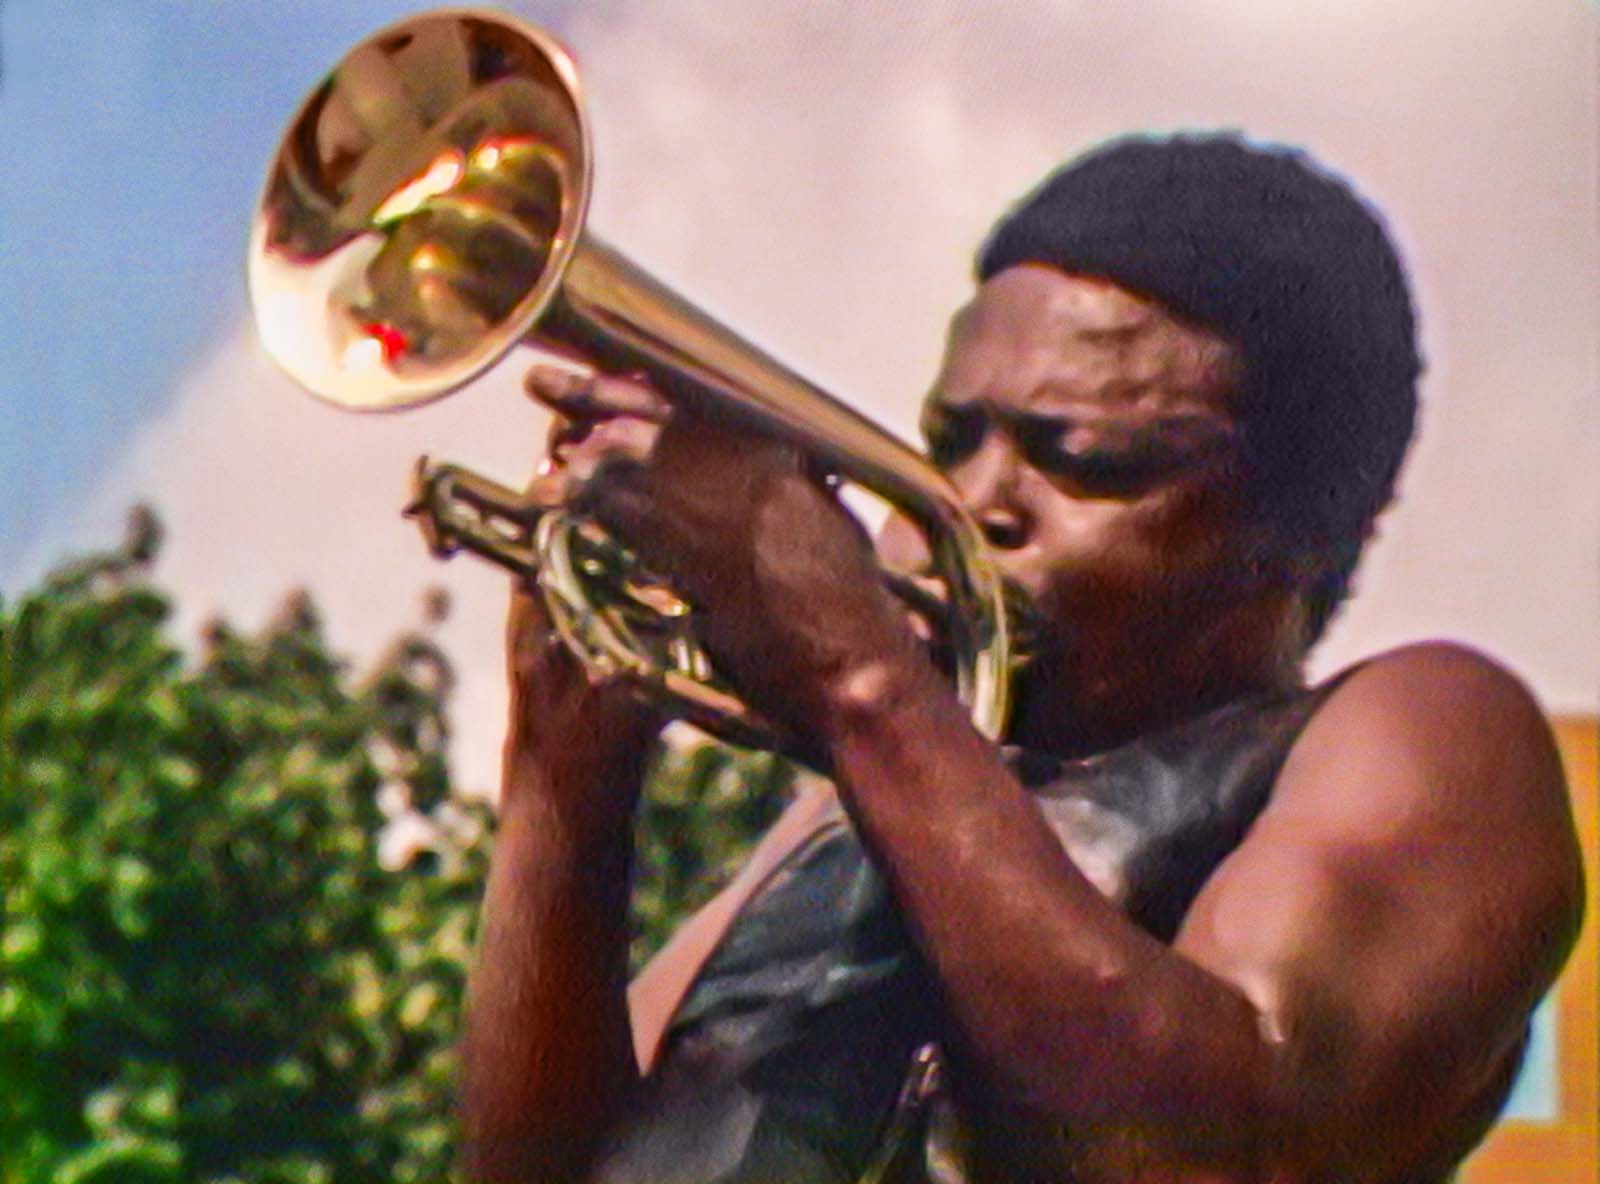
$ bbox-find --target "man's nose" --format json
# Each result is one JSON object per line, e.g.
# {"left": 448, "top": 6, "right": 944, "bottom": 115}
{"left": 949, "top": 439, "right": 1028, "bottom": 551}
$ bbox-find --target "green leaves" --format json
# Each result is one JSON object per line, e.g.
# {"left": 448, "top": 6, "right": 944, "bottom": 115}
{"left": 0, "top": 511, "right": 789, "bottom": 1182}
{"left": 0, "top": 519, "right": 485, "bottom": 1184}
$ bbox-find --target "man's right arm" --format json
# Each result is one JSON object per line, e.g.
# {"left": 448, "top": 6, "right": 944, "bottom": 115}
{"left": 458, "top": 359, "right": 675, "bottom": 1182}
{"left": 456, "top": 357, "right": 855, "bottom": 1178}
{"left": 456, "top": 588, "right": 659, "bottom": 1183}
{"left": 457, "top": 585, "right": 838, "bottom": 1180}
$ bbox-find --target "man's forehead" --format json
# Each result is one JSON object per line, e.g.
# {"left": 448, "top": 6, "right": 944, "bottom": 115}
{"left": 954, "top": 268, "right": 1157, "bottom": 338}
{"left": 939, "top": 267, "right": 1236, "bottom": 414}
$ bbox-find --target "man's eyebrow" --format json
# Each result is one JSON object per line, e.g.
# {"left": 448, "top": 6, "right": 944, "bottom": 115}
{"left": 922, "top": 385, "right": 986, "bottom": 411}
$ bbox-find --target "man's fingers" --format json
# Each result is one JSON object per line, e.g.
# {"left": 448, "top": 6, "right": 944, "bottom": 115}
{"left": 570, "top": 454, "right": 665, "bottom": 550}
{"left": 523, "top": 359, "right": 671, "bottom": 423}
{"left": 522, "top": 465, "right": 569, "bottom": 510}
{"left": 527, "top": 407, "right": 677, "bottom": 548}
{"left": 552, "top": 415, "right": 664, "bottom": 480}
{"left": 524, "top": 412, "right": 661, "bottom": 506}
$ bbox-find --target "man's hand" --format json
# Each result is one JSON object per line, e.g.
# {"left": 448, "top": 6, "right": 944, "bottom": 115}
{"left": 525, "top": 352, "right": 930, "bottom": 750}
{"left": 497, "top": 357, "right": 673, "bottom": 817}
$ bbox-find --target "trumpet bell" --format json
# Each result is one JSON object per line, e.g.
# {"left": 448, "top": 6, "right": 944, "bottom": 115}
{"left": 249, "top": 11, "right": 591, "bottom": 411}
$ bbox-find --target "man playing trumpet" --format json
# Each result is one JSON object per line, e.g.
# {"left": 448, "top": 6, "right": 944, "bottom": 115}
{"left": 457, "top": 134, "right": 1584, "bottom": 1183}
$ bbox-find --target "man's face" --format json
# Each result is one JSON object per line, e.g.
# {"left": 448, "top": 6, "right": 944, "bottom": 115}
{"left": 906, "top": 265, "right": 1260, "bottom": 651}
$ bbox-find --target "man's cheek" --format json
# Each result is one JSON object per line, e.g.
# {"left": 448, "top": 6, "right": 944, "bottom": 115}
{"left": 1034, "top": 536, "right": 1172, "bottom": 611}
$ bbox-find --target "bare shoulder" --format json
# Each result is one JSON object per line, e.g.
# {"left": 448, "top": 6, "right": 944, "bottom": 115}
{"left": 1318, "top": 639, "right": 1557, "bottom": 739}
{"left": 1181, "top": 639, "right": 1585, "bottom": 1039}
{"left": 1264, "top": 640, "right": 1585, "bottom": 939}
{"left": 1282, "top": 640, "right": 1577, "bottom": 844}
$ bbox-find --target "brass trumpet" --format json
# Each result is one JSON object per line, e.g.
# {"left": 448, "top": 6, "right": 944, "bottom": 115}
{"left": 248, "top": 8, "right": 1015, "bottom": 749}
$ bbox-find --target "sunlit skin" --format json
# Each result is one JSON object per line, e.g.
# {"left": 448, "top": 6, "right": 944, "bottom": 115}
{"left": 457, "top": 267, "right": 1584, "bottom": 1183}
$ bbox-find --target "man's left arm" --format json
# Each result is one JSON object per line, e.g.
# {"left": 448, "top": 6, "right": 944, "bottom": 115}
{"left": 571, "top": 404, "right": 1584, "bottom": 1180}
{"left": 816, "top": 641, "right": 1585, "bottom": 1181}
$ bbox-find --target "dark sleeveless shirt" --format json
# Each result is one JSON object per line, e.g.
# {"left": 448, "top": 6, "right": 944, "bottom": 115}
{"left": 595, "top": 685, "right": 1336, "bottom": 1184}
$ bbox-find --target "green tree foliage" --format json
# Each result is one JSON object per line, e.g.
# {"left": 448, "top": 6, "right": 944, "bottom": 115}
{"left": 0, "top": 511, "right": 789, "bottom": 1183}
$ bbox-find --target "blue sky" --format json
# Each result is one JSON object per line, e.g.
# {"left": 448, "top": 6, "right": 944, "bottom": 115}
{"left": 0, "top": 0, "right": 570, "bottom": 578}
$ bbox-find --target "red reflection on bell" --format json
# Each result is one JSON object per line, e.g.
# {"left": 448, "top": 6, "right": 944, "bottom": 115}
{"left": 362, "top": 321, "right": 409, "bottom": 363}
